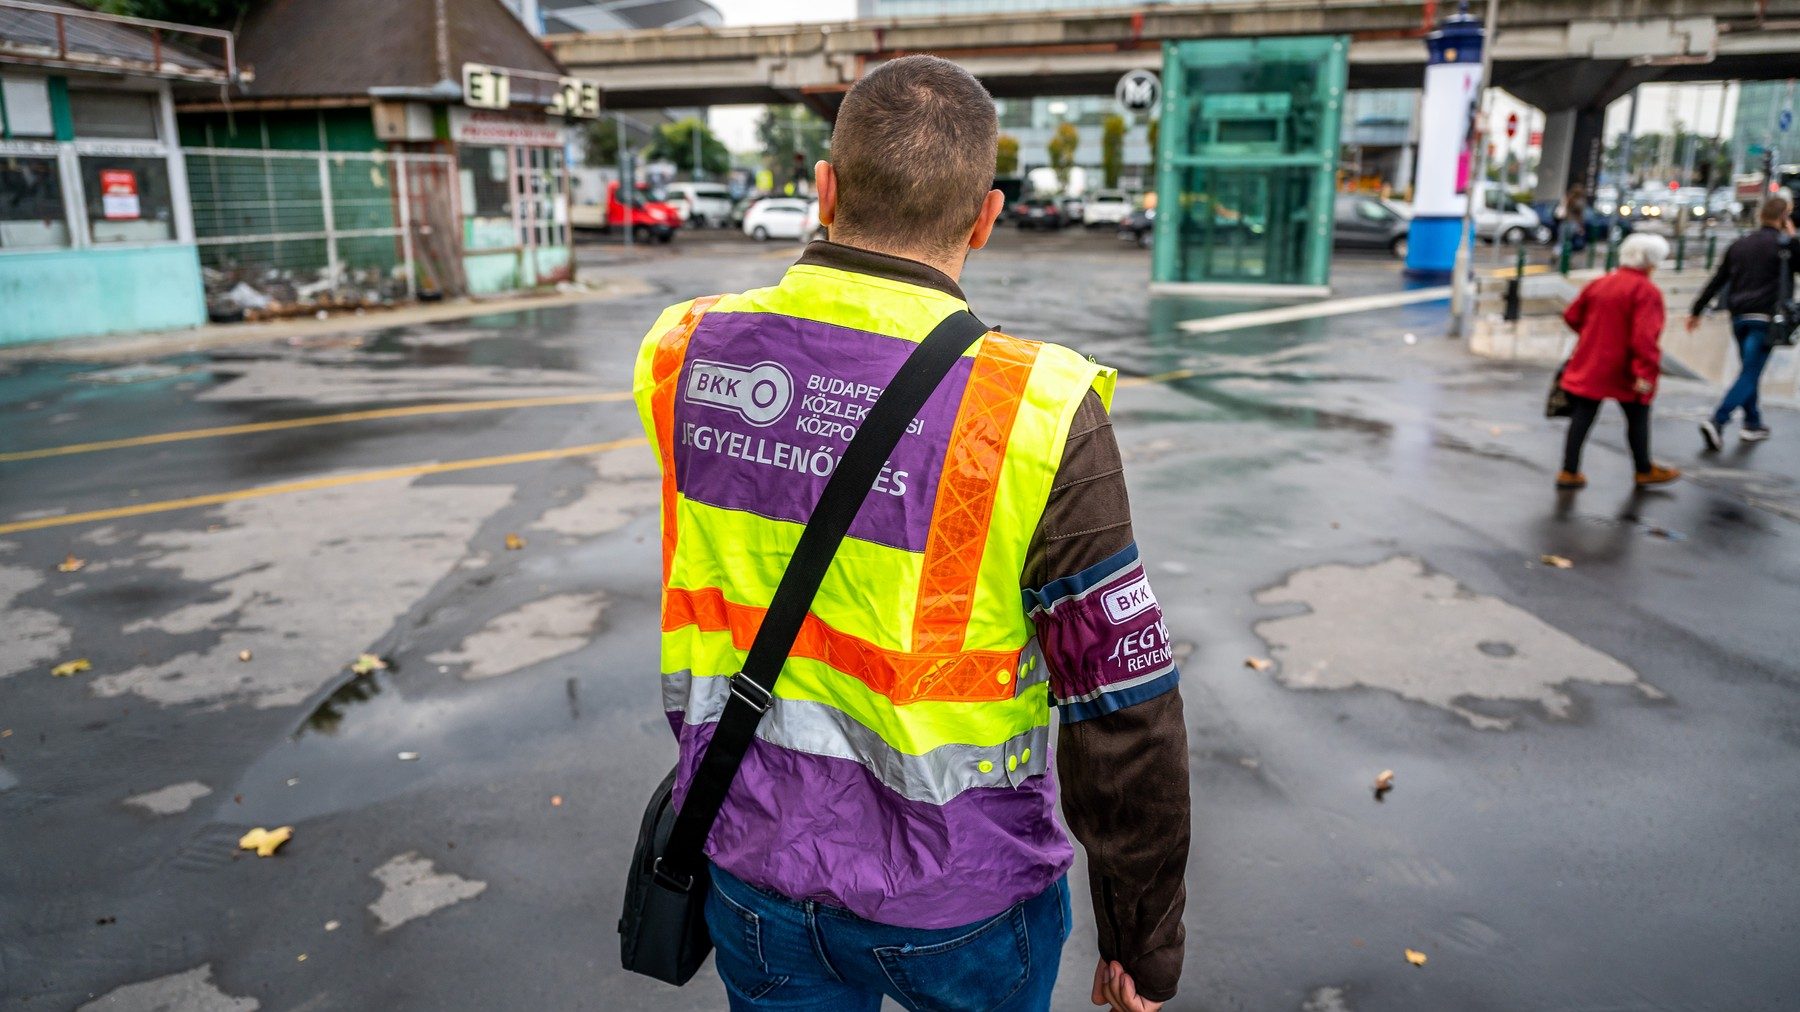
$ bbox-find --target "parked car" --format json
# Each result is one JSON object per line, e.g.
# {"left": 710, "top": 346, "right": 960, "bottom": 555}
{"left": 1083, "top": 190, "right": 1133, "bottom": 227}
{"left": 743, "top": 198, "right": 810, "bottom": 240}
{"left": 800, "top": 200, "right": 827, "bottom": 242}
{"left": 666, "top": 181, "right": 734, "bottom": 228}
{"left": 1013, "top": 197, "right": 1066, "bottom": 230}
{"left": 1058, "top": 196, "right": 1085, "bottom": 225}
{"left": 1333, "top": 193, "right": 1410, "bottom": 257}
{"left": 1118, "top": 207, "right": 1155, "bottom": 249}
{"left": 600, "top": 180, "right": 681, "bottom": 242}
{"left": 1475, "top": 184, "right": 1549, "bottom": 244}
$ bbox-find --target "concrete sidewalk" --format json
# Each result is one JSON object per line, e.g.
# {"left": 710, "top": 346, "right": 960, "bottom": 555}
{"left": 0, "top": 276, "right": 655, "bottom": 364}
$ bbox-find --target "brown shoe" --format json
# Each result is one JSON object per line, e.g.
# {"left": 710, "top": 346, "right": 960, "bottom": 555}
{"left": 1635, "top": 465, "right": 1681, "bottom": 487}
{"left": 1555, "top": 470, "right": 1587, "bottom": 490}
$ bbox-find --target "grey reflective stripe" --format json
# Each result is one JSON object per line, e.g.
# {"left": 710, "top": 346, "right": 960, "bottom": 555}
{"left": 662, "top": 670, "right": 1052, "bottom": 804}
{"left": 1053, "top": 659, "right": 1178, "bottom": 707}
{"left": 1014, "top": 638, "right": 1050, "bottom": 693}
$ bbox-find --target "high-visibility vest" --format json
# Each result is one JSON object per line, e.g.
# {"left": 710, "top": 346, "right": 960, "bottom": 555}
{"left": 633, "top": 261, "right": 1116, "bottom": 929}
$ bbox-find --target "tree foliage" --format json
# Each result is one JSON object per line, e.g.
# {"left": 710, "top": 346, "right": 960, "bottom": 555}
{"left": 996, "top": 134, "right": 1021, "bottom": 177}
{"left": 93, "top": 0, "right": 248, "bottom": 26}
{"left": 644, "top": 117, "right": 731, "bottom": 178}
{"left": 1604, "top": 130, "right": 1732, "bottom": 188}
{"left": 583, "top": 119, "right": 620, "bottom": 169}
{"left": 1047, "top": 122, "right": 1080, "bottom": 190}
{"left": 757, "top": 105, "right": 832, "bottom": 184}
{"left": 1100, "top": 114, "right": 1126, "bottom": 189}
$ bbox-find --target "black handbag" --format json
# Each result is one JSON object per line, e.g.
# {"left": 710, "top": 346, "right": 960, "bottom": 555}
{"left": 1772, "top": 238, "right": 1797, "bottom": 348}
{"left": 1546, "top": 360, "right": 1573, "bottom": 418}
{"left": 619, "top": 308, "right": 993, "bottom": 986}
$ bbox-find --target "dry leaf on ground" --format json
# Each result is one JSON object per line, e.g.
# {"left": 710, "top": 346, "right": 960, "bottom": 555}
{"left": 1540, "top": 554, "right": 1574, "bottom": 569}
{"left": 550, "top": 795, "right": 564, "bottom": 807}
{"left": 238, "top": 649, "right": 253, "bottom": 662}
{"left": 1375, "top": 770, "right": 1395, "bottom": 790}
{"left": 504, "top": 533, "right": 526, "bottom": 551}
{"left": 351, "top": 653, "right": 388, "bottom": 676}
{"left": 57, "top": 554, "right": 86, "bottom": 573}
{"left": 1244, "top": 656, "right": 1274, "bottom": 672}
{"left": 239, "top": 826, "right": 293, "bottom": 857}
{"left": 1404, "top": 948, "right": 1428, "bottom": 967}
{"left": 51, "top": 659, "right": 92, "bottom": 677}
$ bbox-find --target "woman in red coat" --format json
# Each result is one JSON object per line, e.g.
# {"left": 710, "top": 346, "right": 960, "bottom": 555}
{"left": 1555, "top": 232, "right": 1681, "bottom": 489}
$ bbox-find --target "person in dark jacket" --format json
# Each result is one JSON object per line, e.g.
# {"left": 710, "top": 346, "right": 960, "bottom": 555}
{"left": 1687, "top": 196, "right": 1798, "bottom": 448}
{"left": 1556, "top": 232, "right": 1681, "bottom": 490}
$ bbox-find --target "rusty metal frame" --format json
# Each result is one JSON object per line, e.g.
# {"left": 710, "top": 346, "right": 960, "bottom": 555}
{"left": 0, "top": 0, "right": 240, "bottom": 83}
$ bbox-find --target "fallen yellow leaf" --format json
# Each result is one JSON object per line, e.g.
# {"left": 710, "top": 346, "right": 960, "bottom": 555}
{"left": 1540, "top": 554, "right": 1574, "bottom": 569}
{"left": 238, "top": 649, "right": 253, "bottom": 662}
{"left": 51, "top": 658, "right": 92, "bottom": 678}
{"left": 504, "top": 532, "right": 525, "bottom": 551}
{"left": 239, "top": 826, "right": 293, "bottom": 857}
{"left": 350, "top": 653, "right": 387, "bottom": 676}
{"left": 1244, "top": 656, "right": 1274, "bottom": 672}
{"left": 1375, "top": 769, "right": 1395, "bottom": 791}
{"left": 1404, "top": 948, "right": 1428, "bottom": 967}
{"left": 57, "top": 554, "right": 86, "bottom": 573}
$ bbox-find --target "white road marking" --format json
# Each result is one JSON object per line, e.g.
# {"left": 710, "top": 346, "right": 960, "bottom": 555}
{"left": 1177, "top": 287, "right": 1453, "bottom": 335}
{"left": 368, "top": 852, "right": 487, "bottom": 932}
{"left": 123, "top": 781, "right": 213, "bottom": 815}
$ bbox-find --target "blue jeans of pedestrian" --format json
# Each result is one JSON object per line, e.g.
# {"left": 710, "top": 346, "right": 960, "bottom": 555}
{"left": 704, "top": 863, "right": 1072, "bottom": 1012}
{"left": 1712, "top": 317, "right": 1772, "bottom": 430}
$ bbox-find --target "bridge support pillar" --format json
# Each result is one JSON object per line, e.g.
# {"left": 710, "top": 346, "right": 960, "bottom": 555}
{"left": 1534, "top": 106, "right": 1606, "bottom": 206}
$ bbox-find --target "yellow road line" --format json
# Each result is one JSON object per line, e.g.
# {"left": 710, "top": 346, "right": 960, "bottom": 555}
{"left": 0, "top": 437, "right": 647, "bottom": 537}
{"left": 0, "top": 391, "right": 633, "bottom": 463}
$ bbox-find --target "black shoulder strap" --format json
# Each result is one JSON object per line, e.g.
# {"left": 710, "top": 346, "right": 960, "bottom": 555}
{"left": 659, "top": 309, "right": 992, "bottom": 881}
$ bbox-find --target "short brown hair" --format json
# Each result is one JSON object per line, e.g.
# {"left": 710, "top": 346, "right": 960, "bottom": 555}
{"left": 829, "top": 55, "right": 998, "bottom": 256}
{"left": 1761, "top": 196, "right": 1792, "bottom": 226}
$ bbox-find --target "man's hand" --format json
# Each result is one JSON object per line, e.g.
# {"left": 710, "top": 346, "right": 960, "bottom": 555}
{"left": 1092, "top": 959, "right": 1163, "bottom": 1012}
{"left": 1684, "top": 315, "right": 1702, "bottom": 334}
{"left": 1633, "top": 377, "right": 1655, "bottom": 397}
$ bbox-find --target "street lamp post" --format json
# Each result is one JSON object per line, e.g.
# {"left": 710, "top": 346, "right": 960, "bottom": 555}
{"left": 1452, "top": 0, "right": 1500, "bottom": 340}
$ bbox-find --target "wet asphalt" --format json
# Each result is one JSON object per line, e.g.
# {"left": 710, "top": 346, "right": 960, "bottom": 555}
{"left": 2, "top": 227, "right": 1798, "bottom": 1011}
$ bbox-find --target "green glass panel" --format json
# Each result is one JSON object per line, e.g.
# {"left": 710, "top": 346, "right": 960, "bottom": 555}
{"left": 1154, "top": 35, "right": 1346, "bottom": 288}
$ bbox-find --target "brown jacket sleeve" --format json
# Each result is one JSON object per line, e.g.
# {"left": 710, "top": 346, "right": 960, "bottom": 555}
{"left": 1024, "top": 390, "right": 1191, "bottom": 1003}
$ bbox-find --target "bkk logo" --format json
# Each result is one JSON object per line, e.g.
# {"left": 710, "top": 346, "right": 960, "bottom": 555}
{"left": 1102, "top": 574, "right": 1156, "bottom": 624}
{"left": 686, "top": 360, "right": 794, "bottom": 427}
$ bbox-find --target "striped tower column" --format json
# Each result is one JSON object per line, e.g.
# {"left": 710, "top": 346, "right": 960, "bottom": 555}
{"left": 1405, "top": 5, "right": 1485, "bottom": 281}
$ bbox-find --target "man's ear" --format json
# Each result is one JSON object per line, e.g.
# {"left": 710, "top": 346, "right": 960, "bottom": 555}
{"left": 967, "top": 189, "right": 1007, "bottom": 251}
{"left": 814, "top": 161, "right": 838, "bottom": 226}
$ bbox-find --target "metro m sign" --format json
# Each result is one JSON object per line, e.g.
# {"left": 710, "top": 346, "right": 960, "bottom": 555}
{"left": 1115, "top": 69, "right": 1161, "bottom": 116}
{"left": 463, "top": 63, "right": 510, "bottom": 110}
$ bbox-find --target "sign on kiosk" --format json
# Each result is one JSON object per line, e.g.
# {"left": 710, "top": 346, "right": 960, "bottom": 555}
{"left": 99, "top": 169, "right": 140, "bottom": 220}
{"left": 462, "top": 62, "right": 599, "bottom": 119}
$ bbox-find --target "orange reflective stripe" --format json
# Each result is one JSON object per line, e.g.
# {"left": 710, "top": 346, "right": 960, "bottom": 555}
{"left": 665, "top": 586, "right": 1018, "bottom": 705}
{"left": 651, "top": 296, "right": 722, "bottom": 584}
{"left": 911, "top": 332, "right": 1039, "bottom": 654}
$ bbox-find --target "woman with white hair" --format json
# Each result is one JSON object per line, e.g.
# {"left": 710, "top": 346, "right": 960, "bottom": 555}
{"left": 1553, "top": 231, "right": 1681, "bottom": 489}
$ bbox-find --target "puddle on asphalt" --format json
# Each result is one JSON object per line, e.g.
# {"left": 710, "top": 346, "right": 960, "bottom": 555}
{"left": 303, "top": 670, "right": 390, "bottom": 736}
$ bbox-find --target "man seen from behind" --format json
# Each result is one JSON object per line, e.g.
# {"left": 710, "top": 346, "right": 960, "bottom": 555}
{"left": 632, "top": 56, "right": 1191, "bottom": 1011}
{"left": 1688, "top": 196, "right": 1798, "bottom": 448}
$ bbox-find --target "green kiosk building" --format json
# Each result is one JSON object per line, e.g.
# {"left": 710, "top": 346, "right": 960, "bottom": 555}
{"left": 1152, "top": 35, "right": 1348, "bottom": 296}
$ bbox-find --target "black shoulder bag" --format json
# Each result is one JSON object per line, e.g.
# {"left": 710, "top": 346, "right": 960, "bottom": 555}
{"left": 619, "top": 309, "right": 992, "bottom": 986}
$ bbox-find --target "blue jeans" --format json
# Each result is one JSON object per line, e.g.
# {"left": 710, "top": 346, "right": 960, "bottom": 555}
{"left": 1712, "top": 318, "right": 1772, "bottom": 430}
{"left": 704, "top": 863, "right": 1072, "bottom": 1011}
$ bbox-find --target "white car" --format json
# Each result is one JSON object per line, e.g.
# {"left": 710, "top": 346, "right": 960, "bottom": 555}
{"left": 743, "top": 198, "right": 810, "bottom": 241}
{"left": 1474, "top": 184, "right": 1548, "bottom": 244}
{"left": 667, "top": 182, "right": 734, "bottom": 228}
{"left": 1084, "top": 190, "right": 1133, "bottom": 227}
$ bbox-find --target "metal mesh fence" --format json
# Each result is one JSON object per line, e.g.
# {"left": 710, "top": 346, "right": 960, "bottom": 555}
{"left": 183, "top": 148, "right": 459, "bottom": 320}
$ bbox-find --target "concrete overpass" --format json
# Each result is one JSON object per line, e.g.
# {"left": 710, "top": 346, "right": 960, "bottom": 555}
{"left": 550, "top": 0, "right": 1800, "bottom": 114}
